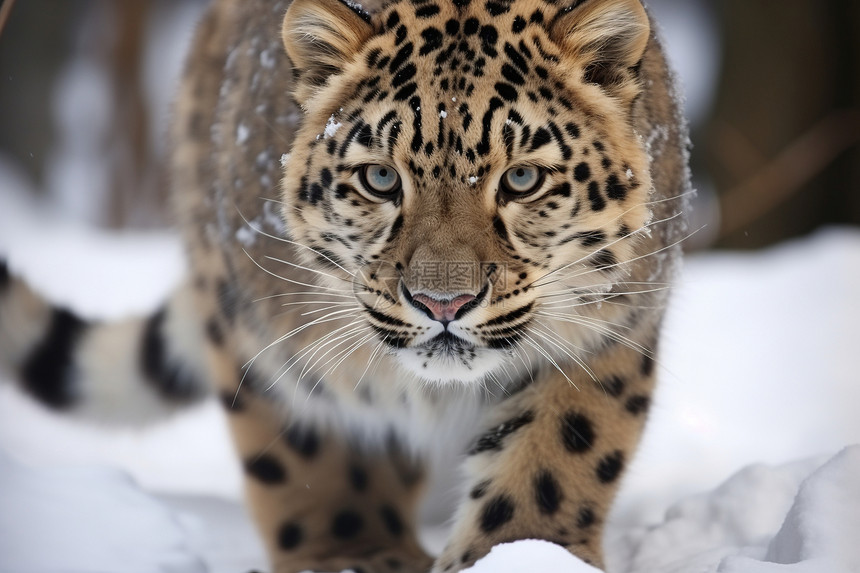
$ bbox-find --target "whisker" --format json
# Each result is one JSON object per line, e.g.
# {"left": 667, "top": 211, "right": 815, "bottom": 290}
{"left": 548, "top": 223, "right": 704, "bottom": 285}
{"left": 237, "top": 210, "right": 356, "bottom": 278}
{"left": 535, "top": 312, "right": 651, "bottom": 356}
{"left": 253, "top": 291, "right": 355, "bottom": 302}
{"left": 520, "top": 332, "right": 578, "bottom": 390}
{"left": 243, "top": 249, "right": 353, "bottom": 293}
{"left": 529, "top": 323, "right": 597, "bottom": 383}
{"left": 264, "top": 254, "right": 354, "bottom": 284}
{"left": 530, "top": 210, "right": 686, "bottom": 288}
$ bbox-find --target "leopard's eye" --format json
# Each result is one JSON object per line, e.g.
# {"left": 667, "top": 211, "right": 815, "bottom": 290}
{"left": 360, "top": 164, "right": 401, "bottom": 198}
{"left": 501, "top": 166, "right": 544, "bottom": 197}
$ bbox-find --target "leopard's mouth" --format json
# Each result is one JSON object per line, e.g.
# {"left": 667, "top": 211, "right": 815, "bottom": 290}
{"left": 417, "top": 331, "right": 477, "bottom": 355}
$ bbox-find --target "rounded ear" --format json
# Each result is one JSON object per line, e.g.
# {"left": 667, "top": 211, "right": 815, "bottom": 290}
{"left": 282, "top": 0, "right": 375, "bottom": 106}
{"left": 548, "top": 0, "right": 650, "bottom": 96}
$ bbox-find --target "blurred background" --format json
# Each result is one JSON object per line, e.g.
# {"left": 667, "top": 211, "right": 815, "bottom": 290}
{"left": 0, "top": 0, "right": 858, "bottom": 249}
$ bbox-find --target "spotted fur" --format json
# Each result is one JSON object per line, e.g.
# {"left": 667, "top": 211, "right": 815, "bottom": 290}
{"left": 0, "top": 0, "right": 689, "bottom": 571}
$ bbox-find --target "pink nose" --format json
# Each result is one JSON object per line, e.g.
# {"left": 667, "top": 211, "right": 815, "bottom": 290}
{"left": 411, "top": 293, "right": 477, "bottom": 322}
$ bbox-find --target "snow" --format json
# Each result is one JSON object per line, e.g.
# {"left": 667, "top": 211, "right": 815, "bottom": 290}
{"left": 466, "top": 540, "right": 600, "bottom": 573}
{"left": 0, "top": 450, "right": 205, "bottom": 573}
{"left": 324, "top": 114, "right": 343, "bottom": 139}
{"left": 236, "top": 122, "right": 250, "bottom": 145}
{"left": 616, "top": 447, "right": 860, "bottom": 573}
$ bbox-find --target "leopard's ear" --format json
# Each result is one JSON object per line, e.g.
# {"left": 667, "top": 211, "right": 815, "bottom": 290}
{"left": 548, "top": 0, "right": 650, "bottom": 99}
{"left": 282, "top": 0, "right": 375, "bottom": 106}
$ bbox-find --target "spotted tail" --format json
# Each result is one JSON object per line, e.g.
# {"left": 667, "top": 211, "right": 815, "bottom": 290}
{"left": 0, "top": 259, "right": 211, "bottom": 424}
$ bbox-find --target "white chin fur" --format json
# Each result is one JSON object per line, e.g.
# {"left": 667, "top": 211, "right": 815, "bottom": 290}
{"left": 394, "top": 346, "right": 507, "bottom": 384}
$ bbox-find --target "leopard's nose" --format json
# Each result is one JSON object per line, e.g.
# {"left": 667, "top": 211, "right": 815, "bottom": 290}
{"left": 410, "top": 293, "right": 476, "bottom": 323}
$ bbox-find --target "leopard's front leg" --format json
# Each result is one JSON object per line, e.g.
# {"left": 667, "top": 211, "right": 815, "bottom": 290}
{"left": 435, "top": 343, "right": 657, "bottom": 572}
{"left": 209, "top": 356, "right": 431, "bottom": 573}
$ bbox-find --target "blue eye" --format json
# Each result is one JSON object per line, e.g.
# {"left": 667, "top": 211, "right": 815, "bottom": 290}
{"left": 361, "top": 164, "right": 401, "bottom": 197}
{"left": 502, "top": 166, "right": 544, "bottom": 196}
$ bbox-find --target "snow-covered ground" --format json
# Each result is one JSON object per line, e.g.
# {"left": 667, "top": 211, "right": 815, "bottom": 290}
{"left": 1, "top": 163, "right": 859, "bottom": 572}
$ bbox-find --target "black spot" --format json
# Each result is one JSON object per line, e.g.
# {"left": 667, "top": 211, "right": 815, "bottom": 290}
{"left": 20, "top": 308, "right": 85, "bottom": 409}
{"left": 278, "top": 522, "right": 303, "bottom": 550}
{"left": 574, "top": 162, "right": 591, "bottom": 182}
{"left": 469, "top": 410, "right": 535, "bottom": 455}
{"left": 495, "top": 82, "right": 518, "bottom": 102}
{"left": 349, "top": 464, "right": 369, "bottom": 491}
{"left": 480, "top": 495, "right": 515, "bottom": 533}
{"left": 332, "top": 510, "right": 364, "bottom": 539}
{"left": 420, "top": 27, "right": 444, "bottom": 56}
{"left": 392, "top": 62, "right": 417, "bottom": 88}
{"left": 626, "top": 394, "right": 651, "bottom": 415}
{"left": 501, "top": 63, "right": 525, "bottom": 86}
{"left": 389, "top": 42, "right": 414, "bottom": 74}
{"left": 206, "top": 317, "right": 224, "bottom": 346}
{"left": 479, "top": 24, "right": 499, "bottom": 50}
{"left": 577, "top": 506, "right": 596, "bottom": 529}
{"left": 320, "top": 168, "right": 333, "bottom": 188}
{"left": 534, "top": 470, "right": 563, "bottom": 515}
{"left": 445, "top": 19, "right": 460, "bottom": 35}
{"left": 470, "top": 480, "right": 491, "bottom": 499}
{"left": 596, "top": 451, "right": 625, "bottom": 484}
{"left": 366, "top": 48, "right": 381, "bottom": 68}
{"left": 387, "top": 214, "right": 404, "bottom": 243}
{"left": 409, "top": 95, "right": 423, "bottom": 153}
{"left": 548, "top": 182, "right": 572, "bottom": 198}
{"left": 244, "top": 455, "right": 287, "bottom": 484}
{"left": 356, "top": 123, "right": 373, "bottom": 147}
{"left": 485, "top": 1, "right": 510, "bottom": 16}
{"left": 141, "top": 308, "right": 202, "bottom": 402}
{"left": 395, "top": 25, "right": 408, "bottom": 45}
{"left": 591, "top": 249, "right": 617, "bottom": 270}
{"left": 641, "top": 353, "right": 655, "bottom": 377}
{"left": 476, "top": 97, "right": 504, "bottom": 156}
{"left": 464, "top": 18, "right": 479, "bottom": 35}
{"left": 588, "top": 181, "right": 606, "bottom": 211}
{"left": 453, "top": 0, "right": 471, "bottom": 7}
{"left": 503, "top": 42, "right": 528, "bottom": 74}
{"left": 0, "top": 259, "right": 9, "bottom": 290}
{"left": 219, "top": 389, "right": 244, "bottom": 412}
{"left": 285, "top": 425, "right": 320, "bottom": 459}
{"left": 380, "top": 505, "right": 404, "bottom": 536}
{"left": 308, "top": 183, "right": 324, "bottom": 205}
{"left": 393, "top": 82, "right": 418, "bottom": 101}
{"left": 606, "top": 174, "right": 628, "bottom": 200}
{"left": 386, "top": 11, "right": 400, "bottom": 29}
{"left": 493, "top": 216, "right": 509, "bottom": 241}
{"left": 512, "top": 16, "right": 526, "bottom": 33}
{"left": 575, "top": 230, "right": 605, "bottom": 248}
{"left": 416, "top": 4, "right": 440, "bottom": 18}
{"left": 603, "top": 376, "right": 625, "bottom": 398}
{"left": 529, "top": 128, "right": 552, "bottom": 151}
{"left": 560, "top": 412, "right": 595, "bottom": 454}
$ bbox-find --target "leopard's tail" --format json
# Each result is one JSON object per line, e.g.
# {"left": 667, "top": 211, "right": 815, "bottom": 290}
{"left": 0, "top": 259, "right": 211, "bottom": 424}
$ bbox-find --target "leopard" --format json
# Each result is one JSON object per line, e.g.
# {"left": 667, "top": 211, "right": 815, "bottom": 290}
{"left": 0, "top": 0, "right": 690, "bottom": 571}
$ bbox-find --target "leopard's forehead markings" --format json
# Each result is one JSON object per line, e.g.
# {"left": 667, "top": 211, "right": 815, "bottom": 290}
{"left": 333, "top": 0, "right": 590, "bottom": 180}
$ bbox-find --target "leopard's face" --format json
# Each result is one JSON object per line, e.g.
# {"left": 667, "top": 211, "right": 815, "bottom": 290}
{"left": 281, "top": 0, "right": 652, "bottom": 384}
